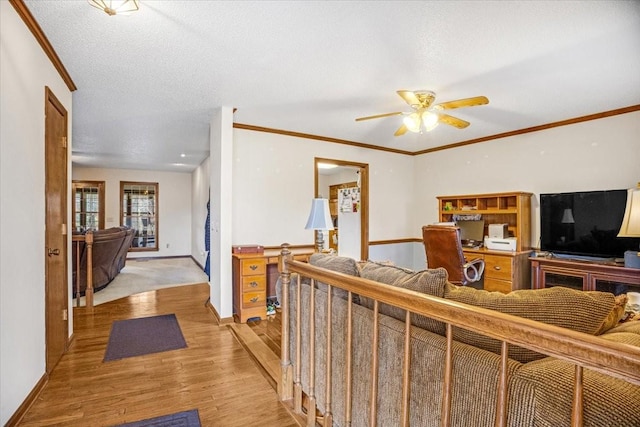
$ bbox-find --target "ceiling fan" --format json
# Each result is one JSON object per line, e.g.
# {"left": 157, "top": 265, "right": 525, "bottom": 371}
{"left": 355, "top": 90, "right": 489, "bottom": 136}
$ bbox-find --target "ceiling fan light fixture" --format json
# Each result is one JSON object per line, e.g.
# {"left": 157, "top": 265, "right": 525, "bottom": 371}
{"left": 403, "top": 112, "right": 422, "bottom": 133}
{"left": 88, "top": 0, "right": 139, "bottom": 16}
{"left": 421, "top": 110, "right": 440, "bottom": 131}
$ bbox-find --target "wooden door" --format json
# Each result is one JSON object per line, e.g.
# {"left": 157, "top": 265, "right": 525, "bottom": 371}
{"left": 45, "top": 87, "right": 69, "bottom": 373}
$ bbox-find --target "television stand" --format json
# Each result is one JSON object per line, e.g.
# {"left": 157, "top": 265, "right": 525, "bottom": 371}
{"left": 530, "top": 255, "right": 640, "bottom": 295}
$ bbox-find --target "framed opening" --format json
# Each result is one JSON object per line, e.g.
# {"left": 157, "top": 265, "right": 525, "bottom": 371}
{"left": 72, "top": 180, "right": 105, "bottom": 231}
{"left": 120, "top": 181, "right": 158, "bottom": 251}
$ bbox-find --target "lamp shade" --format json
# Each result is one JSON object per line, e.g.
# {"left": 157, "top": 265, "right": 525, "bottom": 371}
{"left": 618, "top": 186, "right": 640, "bottom": 237}
{"left": 304, "top": 198, "right": 334, "bottom": 230}
{"left": 561, "top": 208, "right": 575, "bottom": 224}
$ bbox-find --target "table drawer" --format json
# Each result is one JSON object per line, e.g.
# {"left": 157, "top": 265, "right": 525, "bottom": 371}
{"left": 240, "top": 258, "right": 266, "bottom": 276}
{"left": 242, "top": 276, "right": 266, "bottom": 292}
{"left": 484, "top": 255, "right": 512, "bottom": 281}
{"left": 243, "top": 291, "right": 265, "bottom": 308}
{"left": 484, "top": 278, "right": 511, "bottom": 293}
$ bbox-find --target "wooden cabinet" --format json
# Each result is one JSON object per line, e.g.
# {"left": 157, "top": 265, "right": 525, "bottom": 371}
{"left": 437, "top": 192, "right": 533, "bottom": 251}
{"left": 233, "top": 247, "right": 314, "bottom": 321}
{"left": 232, "top": 254, "right": 267, "bottom": 323}
{"left": 438, "top": 191, "right": 534, "bottom": 292}
{"left": 530, "top": 256, "right": 640, "bottom": 294}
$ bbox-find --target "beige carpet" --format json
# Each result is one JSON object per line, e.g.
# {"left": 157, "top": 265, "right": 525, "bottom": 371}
{"left": 75, "top": 257, "right": 209, "bottom": 306}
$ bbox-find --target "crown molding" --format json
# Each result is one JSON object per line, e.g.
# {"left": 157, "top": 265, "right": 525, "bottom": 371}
{"left": 233, "top": 123, "right": 413, "bottom": 156}
{"left": 413, "top": 104, "right": 640, "bottom": 156}
{"left": 9, "top": 0, "right": 77, "bottom": 92}
{"left": 236, "top": 105, "right": 640, "bottom": 157}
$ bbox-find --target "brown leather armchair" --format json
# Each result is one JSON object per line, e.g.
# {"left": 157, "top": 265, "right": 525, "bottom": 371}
{"left": 421, "top": 225, "right": 485, "bottom": 286}
{"left": 72, "top": 227, "right": 134, "bottom": 297}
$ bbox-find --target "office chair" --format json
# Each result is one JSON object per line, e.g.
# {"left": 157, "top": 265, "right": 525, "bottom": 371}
{"left": 421, "top": 225, "right": 485, "bottom": 286}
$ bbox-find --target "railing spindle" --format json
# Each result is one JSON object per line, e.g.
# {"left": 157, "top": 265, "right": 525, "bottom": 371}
{"left": 494, "top": 340, "right": 509, "bottom": 427}
{"left": 571, "top": 365, "right": 584, "bottom": 427}
{"left": 278, "top": 244, "right": 293, "bottom": 401}
{"left": 369, "top": 300, "right": 379, "bottom": 427}
{"left": 84, "top": 231, "right": 94, "bottom": 308}
{"left": 294, "top": 273, "right": 303, "bottom": 413}
{"left": 441, "top": 323, "right": 453, "bottom": 427}
{"left": 307, "top": 278, "right": 317, "bottom": 427}
{"left": 401, "top": 310, "right": 412, "bottom": 427}
{"left": 345, "top": 291, "right": 353, "bottom": 426}
{"left": 74, "top": 238, "right": 81, "bottom": 307}
{"left": 324, "top": 285, "right": 333, "bottom": 426}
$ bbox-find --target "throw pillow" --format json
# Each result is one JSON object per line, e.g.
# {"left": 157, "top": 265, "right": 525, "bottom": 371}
{"left": 358, "top": 261, "right": 448, "bottom": 335}
{"left": 596, "top": 293, "right": 628, "bottom": 334}
{"left": 444, "top": 284, "right": 617, "bottom": 363}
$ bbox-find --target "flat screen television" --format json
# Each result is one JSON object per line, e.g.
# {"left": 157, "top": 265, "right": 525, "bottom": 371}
{"left": 540, "top": 189, "right": 640, "bottom": 260}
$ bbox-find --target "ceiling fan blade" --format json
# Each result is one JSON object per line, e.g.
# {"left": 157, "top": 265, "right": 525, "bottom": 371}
{"left": 436, "top": 96, "right": 489, "bottom": 110}
{"left": 396, "top": 90, "right": 421, "bottom": 107}
{"left": 439, "top": 114, "right": 470, "bottom": 129}
{"left": 394, "top": 124, "right": 408, "bottom": 136}
{"left": 355, "top": 111, "right": 403, "bottom": 122}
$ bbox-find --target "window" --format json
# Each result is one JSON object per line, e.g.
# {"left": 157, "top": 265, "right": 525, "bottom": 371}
{"left": 121, "top": 181, "right": 158, "bottom": 251}
{"left": 72, "top": 181, "right": 105, "bottom": 231}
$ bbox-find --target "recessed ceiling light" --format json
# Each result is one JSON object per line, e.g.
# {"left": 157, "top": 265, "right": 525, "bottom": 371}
{"left": 180, "top": 153, "right": 186, "bottom": 158}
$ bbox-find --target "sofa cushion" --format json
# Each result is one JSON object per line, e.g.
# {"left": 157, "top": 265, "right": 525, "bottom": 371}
{"left": 358, "top": 261, "right": 448, "bottom": 335}
{"left": 309, "top": 253, "right": 360, "bottom": 301}
{"left": 444, "top": 284, "right": 617, "bottom": 363}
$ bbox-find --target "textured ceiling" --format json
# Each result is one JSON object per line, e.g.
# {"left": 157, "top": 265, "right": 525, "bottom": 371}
{"left": 23, "top": 1, "right": 640, "bottom": 172}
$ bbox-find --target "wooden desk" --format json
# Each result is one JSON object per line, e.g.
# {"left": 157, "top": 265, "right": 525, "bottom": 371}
{"left": 232, "top": 246, "right": 314, "bottom": 323}
{"left": 462, "top": 247, "right": 533, "bottom": 293}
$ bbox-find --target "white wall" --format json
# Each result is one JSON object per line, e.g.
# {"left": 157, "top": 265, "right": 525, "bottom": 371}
{"left": 192, "top": 157, "right": 210, "bottom": 268}
{"left": 72, "top": 167, "right": 192, "bottom": 258}
{"left": 0, "top": 2, "right": 73, "bottom": 423}
{"left": 229, "top": 111, "right": 639, "bottom": 272}
{"left": 232, "top": 129, "right": 416, "bottom": 246}
{"left": 209, "top": 107, "right": 234, "bottom": 318}
{"left": 413, "top": 111, "right": 640, "bottom": 248}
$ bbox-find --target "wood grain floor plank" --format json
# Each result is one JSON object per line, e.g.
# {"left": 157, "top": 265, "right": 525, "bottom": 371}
{"left": 17, "top": 283, "right": 299, "bottom": 426}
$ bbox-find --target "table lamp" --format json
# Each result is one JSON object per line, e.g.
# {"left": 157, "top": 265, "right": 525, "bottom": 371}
{"left": 305, "top": 198, "right": 334, "bottom": 252}
{"left": 618, "top": 183, "right": 640, "bottom": 268}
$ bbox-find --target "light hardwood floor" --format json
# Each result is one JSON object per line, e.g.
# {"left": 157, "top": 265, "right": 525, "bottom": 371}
{"left": 18, "top": 283, "right": 298, "bottom": 426}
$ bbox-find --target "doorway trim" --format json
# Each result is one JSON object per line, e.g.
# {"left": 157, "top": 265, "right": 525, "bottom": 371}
{"left": 314, "top": 157, "right": 369, "bottom": 260}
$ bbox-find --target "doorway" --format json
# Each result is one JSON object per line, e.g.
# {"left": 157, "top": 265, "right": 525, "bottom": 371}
{"left": 314, "top": 158, "right": 369, "bottom": 260}
{"left": 45, "top": 87, "right": 69, "bottom": 373}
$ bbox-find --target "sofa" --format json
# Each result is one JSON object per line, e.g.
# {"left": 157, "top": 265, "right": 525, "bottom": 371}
{"left": 281, "top": 253, "right": 640, "bottom": 427}
{"left": 72, "top": 227, "right": 135, "bottom": 296}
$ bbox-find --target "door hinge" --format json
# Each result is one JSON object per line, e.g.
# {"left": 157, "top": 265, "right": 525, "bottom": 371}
{"left": 62, "top": 223, "right": 67, "bottom": 235}
{"left": 61, "top": 136, "right": 67, "bottom": 148}
{"left": 62, "top": 309, "right": 68, "bottom": 321}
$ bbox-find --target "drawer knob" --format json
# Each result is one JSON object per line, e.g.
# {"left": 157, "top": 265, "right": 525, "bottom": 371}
{"left": 249, "top": 265, "right": 258, "bottom": 270}
{"left": 250, "top": 297, "right": 259, "bottom": 303}
{"left": 249, "top": 281, "right": 258, "bottom": 287}
{"left": 494, "top": 266, "right": 501, "bottom": 270}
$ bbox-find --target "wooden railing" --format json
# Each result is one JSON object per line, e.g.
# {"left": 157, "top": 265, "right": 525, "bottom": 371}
{"left": 72, "top": 232, "right": 94, "bottom": 308}
{"left": 277, "top": 245, "right": 640, "bottom": 427}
